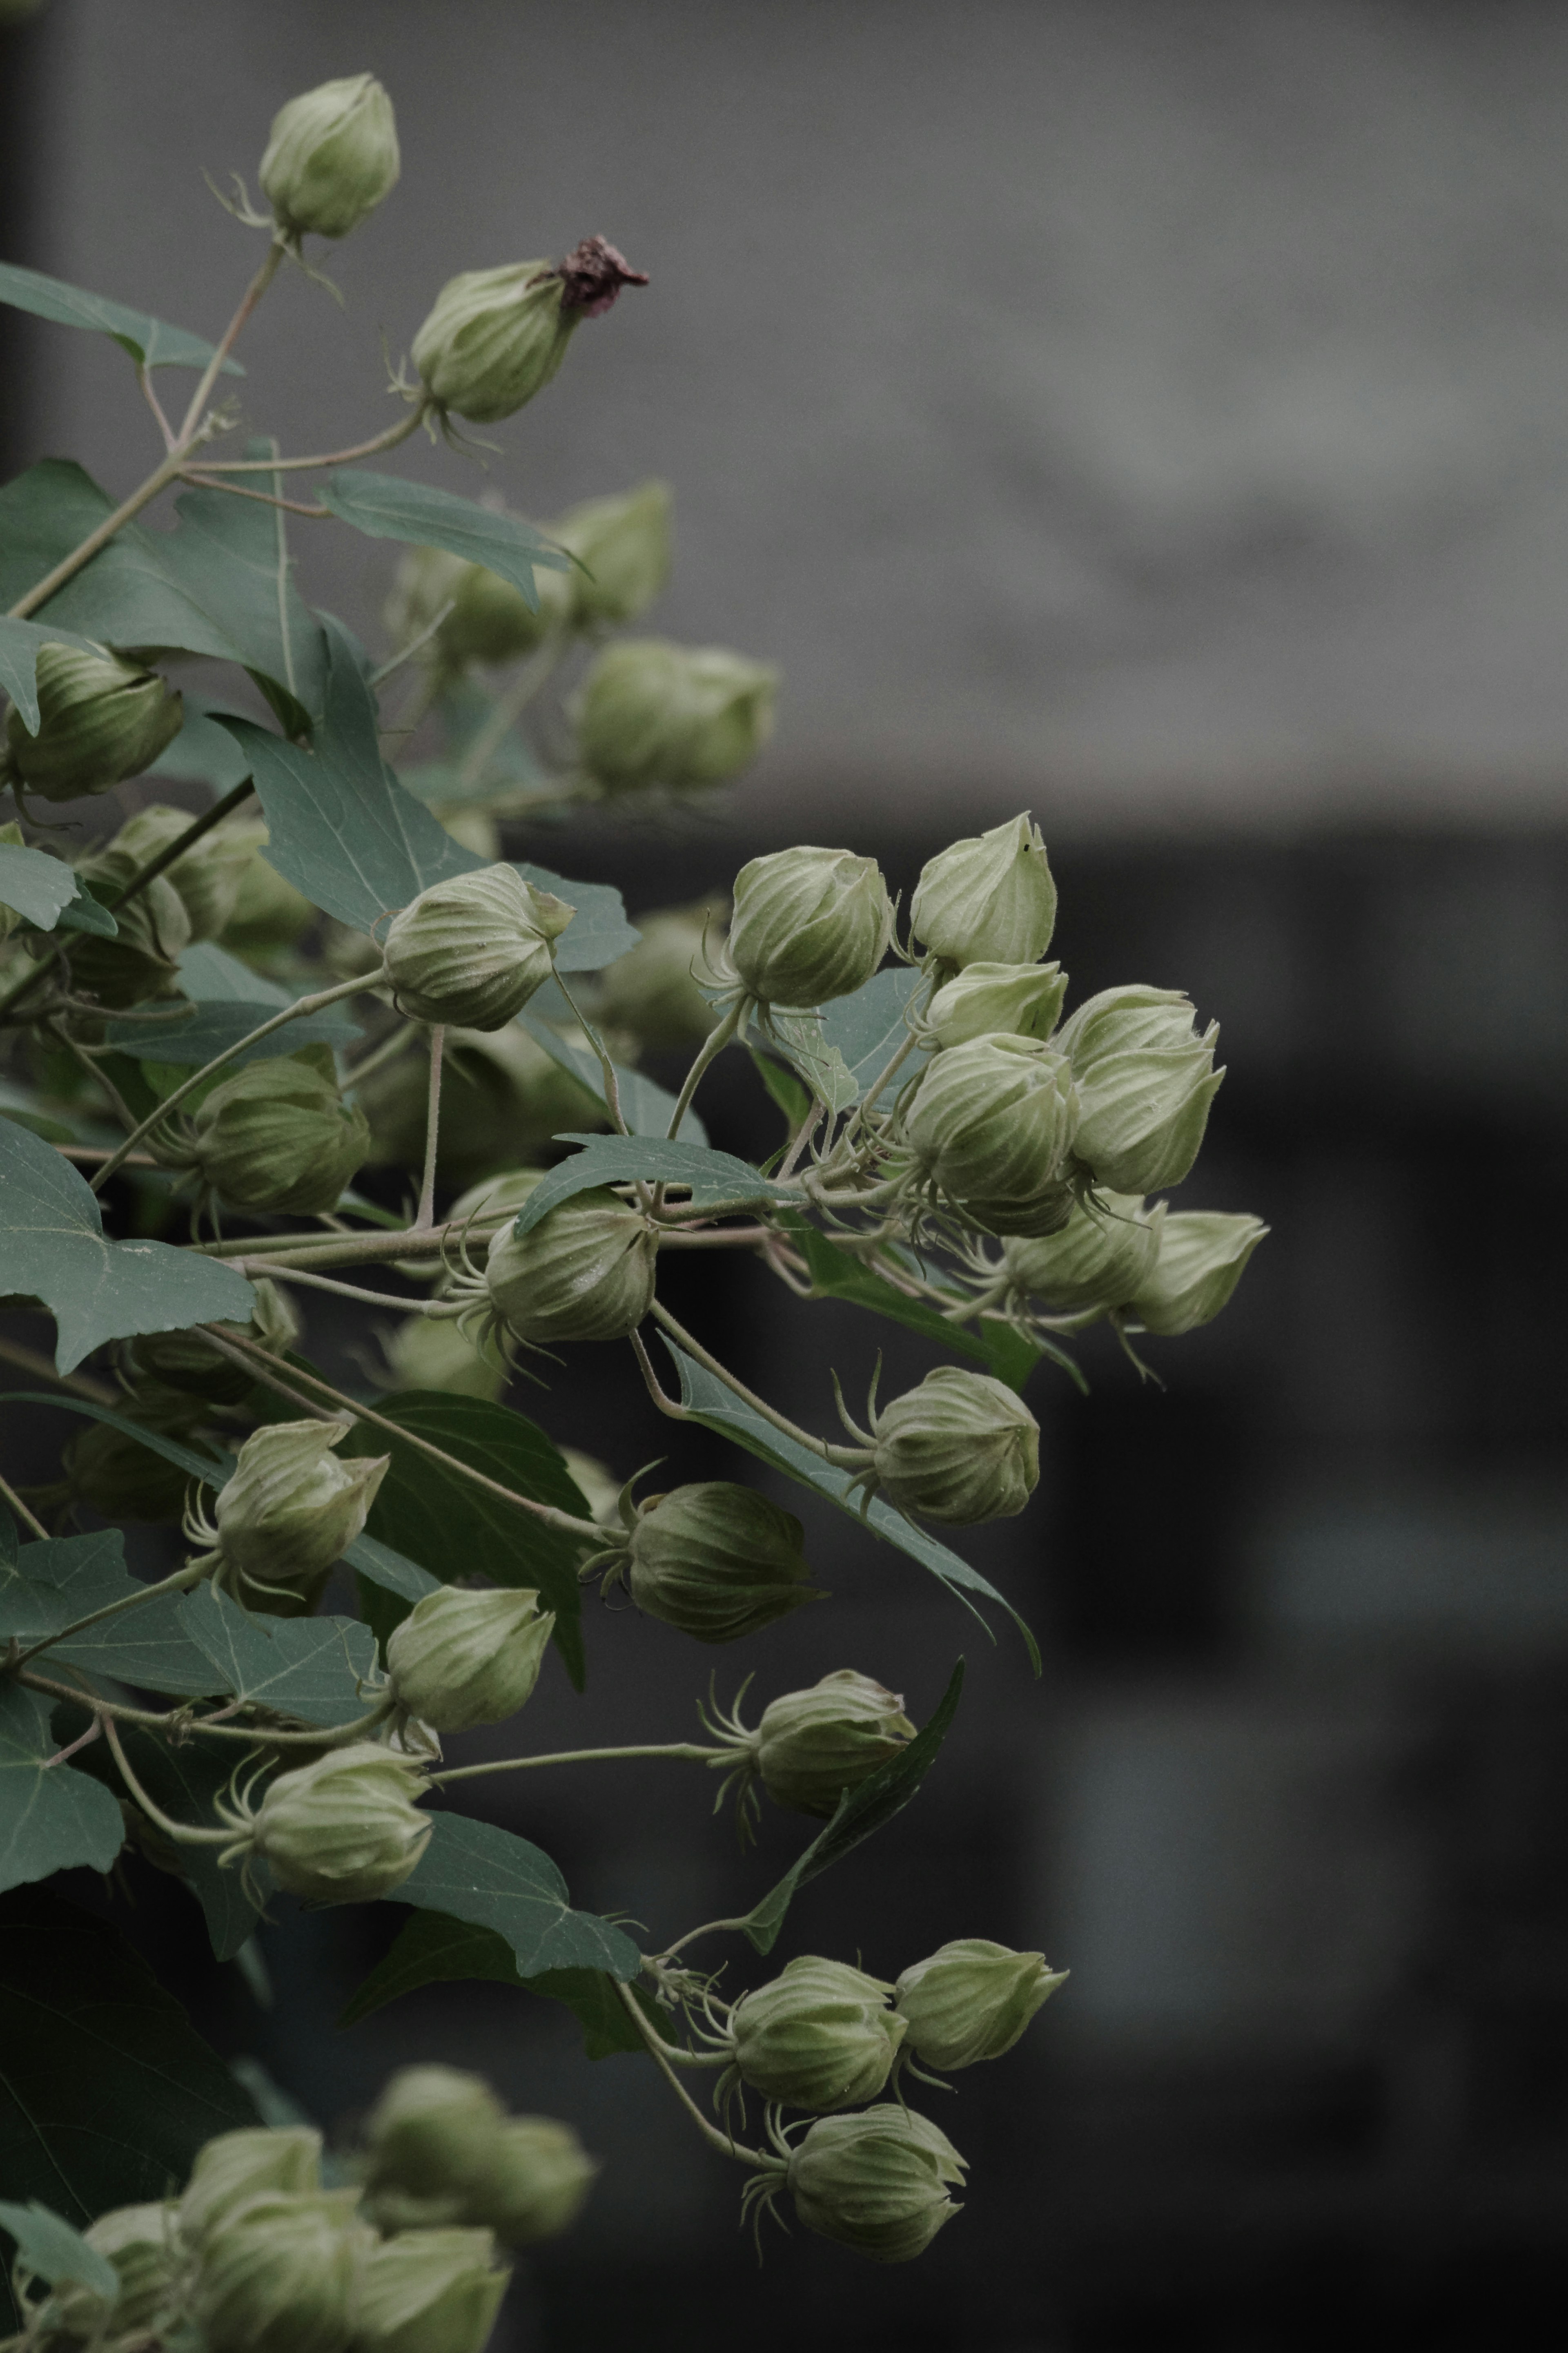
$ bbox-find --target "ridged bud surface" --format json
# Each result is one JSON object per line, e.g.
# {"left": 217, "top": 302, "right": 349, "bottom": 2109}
{"left": 384, "top": 865, "right": 572, "bottom": 1030}
{"left": 193, "top": 1056, "right": 371, "bottom": 1215}
{"left": 786, "top": 2106, "right": 964, "bottom": 2264}
{"left": 413, "top": 263, "right": 576, "bottom": 422}
{"left": 67, "top": 848, "right": 191, "bottom": 1008}
{"left": 110, "top": 803, "right": 267, "bottom": 942}
{"left": 485, "top": 1189, "right": 656, "bottom": 1346}
{"left": 911, "top": 814, "right": 1055, "bottom": 968}
{"left": 179, "top": 2127, "right": 323, "bottom": 2246}
{"left": 213, "top": 1419, "right": 387, "bottom": 1597}
{"left": 753, "top": 1670, "right": 914, "bottom": 1816}
{"left": 354, "top": 2228, "right": 508, "bottom": 2353}
{"left": 554, "top": 480, "right": 672, "bottom": 628}
{"left": 1002, "top": 1191, "right": 1165, "bottom": 1315}
{"left": 259, "top": 73, "right": 399, "bottom": 239}
{"left": 872, "top": 1367, "right": 1039, "bottom": 1524}
{"left": 623, "top": 1482, "right": 820, "bottom": 1642}
{"left": 1057, "top": 984, "right": 1224, "bottom": 1193}
{"left": 905, "top": 1032, "right": 1078, "bottom": 1232}
{"left": 251, "top": 1744, "right": 430, "bottom": 1905}
{"left": 1128, "top": 1209, "right": 1267, "bottom": 1335}
{"left": 925, "top": 959, "right": 1067, "bottom": 1048}
{"left": 49, "top": 2202, "right": 179, "bottom": 2340}
{"left": 575, "top": 639, "right": 777, "bottom": 794}
{"left": 731, "top": 1956, "right": 904, "bottom": 2111}
{"left": 386, "top": 1586, "right": 555, "bottom": 1732}
{"left": 895, "top": 1937, "right": 1067, "bottom": 2070}
{"left": 193, "top": 2190, "right": 361, "bottom": 2353}
{"left": 4, "top": 643, "right": 181, "bottom": 801}
{"left": 727, "top": 846, "right": 893, "bottom": 1009}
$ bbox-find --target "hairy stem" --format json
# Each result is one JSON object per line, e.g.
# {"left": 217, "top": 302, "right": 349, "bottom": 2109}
{"left": 20, "top": 1666, "right": 395, "bottom": 1749}
{"left": 647, "top": 1301, "right": 866, "bottom": 1468}
{"left": 183, "top": 403, "right": 429, "bottom": 476}
{"left": 99, "top": 1713, "right": 233, "bottom": 1845}
{"left": 0, "top": 1468, "right": 48, "bottom": 1542}
{"left": 430, "top": 1742, "right": 724, "bottom": 1787}
{"left": 233, "top": 1262, "right": 457, "bottom": 1313}
{"left": 664, "top": 1002, "right": 741, "bottom": 1143}
{"left": 415, "top": 1026, "right": 444, "bottom": 1228}
{"left": 552, "top": 972, "right": 630, "bottom": 1138}
{"left": 175, "top": 238, "right": 287, "bottom": 442}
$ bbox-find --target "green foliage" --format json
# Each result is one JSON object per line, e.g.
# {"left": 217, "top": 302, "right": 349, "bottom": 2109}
{"left": 339, "top": 1910, "right": 658, "bottom": 2059}
{"left": 0, "top": 1683, "right": 125, "bottom": 1896}
{"left": 173, "top": 1587, "right": 378, "bottom": 1727}
{"left": 0, "top": 618, "right": 103, "bottom": 735}
{"left": 0, "top": 462, "right": 247, "bottom": 660}
{"left": 515, "top": 1135, "right": 791, "bottom": 1232}
{"left": 320, "top": 470, "right": 571, "bottom": 607}
{"left": 517, "top": 1008, "right": 706, "bottom": 1144}
{"left": 777, "top": 1209, "right": 1042, "bottom": 1391}
{"left": 0, "top": 837, "right": 91, "bottom": 929}
{"left": 0, "top": 1530, "right": 218, "bottom": 1696}
{"left": 106, "top": 997, "right": 364, "bottom": 1065}
{"left": 0, "top": 2200, "right": 118, "bottom": 2299}
{"left": 0, "top": 260, "right": 246, "bottom": 373}
{"left": 390, "top": 1813, "right": 641, "bottom": 1979}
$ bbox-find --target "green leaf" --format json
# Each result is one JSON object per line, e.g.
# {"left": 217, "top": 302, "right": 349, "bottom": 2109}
{"left": 516, "top": 863, "right": 639, "bottom": 974}
{"left": 0, "top": 262, "right": 245, "bottom": 373}
{"left": 339, "top": 1909, "right": 655, "bottom": 2058}
{"left": 515, "top": 1137, "right": 790, "bottom": 1234}
{"left": 159, "top": 452, "right": 327, "bottom": 724}
{"left": 777, "top": 1211, "right": 1042, "bottom": 1392}
{"left": 0, "top": 840, "right": 82, "bottom": 932}
{"left": 320, "top": 472, "right": 571, "bottom": 609}
{"left": 817, "top": 966, "right": 926, "bottom": 1104}
{"left": 106, "top": 999, "right": 364, "bottom": 1067}
{"left": 0, "top": 2200, "right": 118, "bottom": 2299}
{"left": 49, "top": 1701, "right": 262, "bottom": 1964}
{"left": 736, "top": 1660, "right": 965, "bottom": 1955}
{"left": 340, "top": 1393, "right": 589, "bottom": 1688}
{"left": 0, "top": 462, "right": 246, "bottom": 661}
{"left": 0, "top": 1884, "right": 256, "bottom": 2327}
{"left": 0, "top": 1395, "right": 229, "bottom": 1490}
{"left": 54, "top": 887, "right": 119, "bottom": 940}
{"left": 763, "top": 1019, "right": 859, "bottom": 1115}
{"left": 150, "top": 697, "right": 257, "bottom": 792}
{"left": 749, "top": 1044, "right": 811, "bottom": 1132}
{"left": 341, "top": 1531, "right": 441, "bottom": 1610}
{"left": 391, "top": 1814, "right": 641, "bottom": 1979}
{"left": 173, "top": 1587, "right": 378, "bottom": 1729}
{"left": 0, "top": 617, "right": 104, "bottom": 734}
{"left": 0, "top": 1124, "right": 255, "bottom": 1374}
{"left": 516, "top": 1011, "right": 707, "bottom": 1146}
{"left": 178, "top": 941, "right": 293, "bottom": 1009}
{"left": 659, "top": 1337, "right": 1041, "bottom": 1671}
{"left": 0, "top": 1530, "right": 218, "bottom": 1698}
{"left": 0, "top": 1683, "right": 125, "bottom": 1896}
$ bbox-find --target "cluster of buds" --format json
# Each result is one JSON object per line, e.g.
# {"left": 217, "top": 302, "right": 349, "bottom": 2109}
{"left": 723, "top": 845, "right": 894, "bottom": 1014}
{"left": 359, "top": 2065, "right": 597, "bottom": 2248}
{"left": 185, "top": 1418, "right": 388, "bottom": 1615}
{"left": 995, "top": 1194, "right": 1267, "bottom": 1337}
{"left": 589, "top": 1479, "right": 822, "bottom": 1642}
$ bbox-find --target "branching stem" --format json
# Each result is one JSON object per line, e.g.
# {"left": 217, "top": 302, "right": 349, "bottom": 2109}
{"left": 646, "top": 1301, "right": 865, "bottom": 1468}
{"left": 430, "top": 1743, "right": 724, "bottom": 1787}
{"left": 612, "top": 1982, "right": 769, "bottom": 2167}
{"left": 665, "top": 1002, "right": 741, "bottom": 1143}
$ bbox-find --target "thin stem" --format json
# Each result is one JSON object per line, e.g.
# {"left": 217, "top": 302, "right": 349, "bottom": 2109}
{"left": 370, "top": 603, "right": 456, "bottom": 690}
{"left": 665, "top": 1003, "right": 741, "bottom": 1143}
{"left": 5, "top": 450, "right": 187, "bottom": 620}
{"left": 454, "top": 640, "right": 565, "bottom": 788}
{"left": 612, "top": 1982, "right": 768, "bottom": 2167}
{"left": 343, "top": 1017, "right": 420, "bottom": 1094}
{"left": 553, "top": 972, "right": 629, "bottom": 1137}
{"left": 415, "top": 1027, "right": 444, "bottom": 1228}
{"left": 183, "top": 403, "right": 428, "bottom": 477}
{"left": 234, "top": 1261, "right": 454, "bottom": 1314}
{"left": 0, "top": 1334, "right": 118, "bottom": 1405}
{"left": 55, "top": 1146, "right": 162, "bottom": 1170}
{"left": 18, "top": 1664, "right": 394, "bottom": 1750}
{"left": 629, "top": 1327, "right": 686, "bottom": 1418}
{"left": 203, "top": 1331, "right": 605, "bottom": 1540}
{"left": 178, "top": 472, "right": 330, "bottom": 520}
{"left": 99, "top": 1712, "right": 232, "bottom": 1845}
{"left": 52, "top": 1024, "right": 140, "bottom": 1135}
{"left": 176, "top": 238, "right": 286, "bottom": 442}
{"left": 776, "top": 1102, "right": 824, "bottom": 1182}
{"left": 195, "top": 1327, "right": 341, "bottom": 1422}
{"left": 430, "top": 1742, "right": 723, "bottom": 1788}
{"left": 12, "top": 1557, "right": 211, "bottom": 1671}
{"left": 137, "top": 366, "right": 177, "bottom": 452}
{"left": 0, "top": 1469, "right": 48, "bottom": 1541}
{"left": 647, "top": 1300, "right": 865, "bottom": 1468}
{"left": 90, "top": 969, "right": 381, "bottom": 1192}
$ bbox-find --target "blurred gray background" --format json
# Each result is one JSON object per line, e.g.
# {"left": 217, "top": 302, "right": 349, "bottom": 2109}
{"left": 4, "top": 4, "right": 1568, "bottom": 2350}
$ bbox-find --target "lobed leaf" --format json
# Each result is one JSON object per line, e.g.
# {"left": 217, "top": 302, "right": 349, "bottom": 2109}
{"left": 0, "top": 462, "right": 245, "bottom": 663}
{"left": 339, "top": 1909, "right": 657, "bottom": 2058}
{"left": 106, "top": 998, "right": 364, "bottom": 1067}
{"left": 0, "top": 1124, "right": 254, "bottom": 1373}
{"left": 389, "top": 1812, "right": 641, "bottom": 1981}
{"left": 814, "top": 966, "right": 926, "bottom": 1105}
{"left": 659, "top": 1337, "right": 1041, "bottom": 1671}
{"left": 0, "top": 1683, "right": 125, "bottom": 1898}
{"left": 320, "top": 472, "right": 572, "bottom": 609}
{"left": 0, "top": 261, "right": 246, "bottom": 372}
{"left": 173, "top": 1586, "right": 379, "bottom": 1729}
{"left": 159, "top": 451, "right": 328, "bottom": 727}
{"left": 0, "top": 1530, "right": 217, "bottom": 1697}
{"left": 0, "top": 839, "right": 85, "bottom": 932}
{"left": 515, "top": 1136, "right": 790, "bottom": 1234}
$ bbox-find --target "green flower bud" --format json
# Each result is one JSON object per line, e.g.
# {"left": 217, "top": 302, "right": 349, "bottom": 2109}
{"left": 617, "top": 1482, "right": 821, "bottom": 1643}
{"left": 66, "top": 846, "right": 190, "bottom": 1008}
{"left": 554, "top": 480, "right": 672, "bottom": 629}
{"left": 384, "top": 1313, "right": 503, "bottom": 1403}
{"left": 925, "top": 959, "right": 1067, "bottom": 1049}
{"left": 413, "top": 239, "right": 646, "bottom": 424}
{"left": 384, "top": 865, "right": 573, "bottom": 1030}
{"left": 594, "top": 899, "right": 727, "bottom": 1048}
{"left": 727, "top": 846, "right": 893, "bottom": 1010}
{"left": 192, "top": 1055, "right": 371, "bottom": 1215}
{"left": 1056, "top": 984, "right": 1223, "bottom": 1193}
{"left": 485, "top": 1189, "right": 657, "bottom": 1347}
{"left": 445, "top": 1166, "right": 547, "bottom": 1228}
{"left": 60, "top": 1384, "right": 203, "bottom": 1521}
{"left": 364, "top": 2066, "right": 506, "bottom": 2224}
{"left": 48, "top": 2201, "right": 180, "bottom": 2340}
{"left": 905, "top": 1032, "right": 1079, "bottom": 1234}
{"left": 194, "top": 2190, "right": 361, "bottom": 2353}
{"left": 752, "top": 1669, "right": 914, "bottom": 1817}
{"left": 575, "top": 639, "right": 777, "bottom": 795}
{"left": 250, "top": 1744, "right": 430, "bottom": 1905}
{"left": 354, "top": 2228, "right": 508, "bottom": 2353}
{"left": 211, "top": 1419, "right": 388, "bottom": 1604}
{"left": 1128, "top": 1208, "right": 1267, "bottom": 1336}
{"left": 911, "top": 814, "right": 1055, "bottom": 969}
{"left": 180, "top": 2126, "right": 323, "bottom": 2246}
{"left": 3, "top": 643, "right": 181, "bottom": 802}
{"left": 786, "top": 2105, "right": 964, "bottom": 2264}
{"left": 109, "top": 803, "right": 269, "bottom": 942}
{"left": 731, "top": 1956, "right": 904, "bottom": 2111}
{"left": 871, "top": 1367, "right": 1039, "bottom": 1525}
{"left": 468, "top": 2117, "right": 599, "bottom": 2246}
{"left": 895, "top": 1937, "right": 1067, "bottom": 2070}
{"left": 219, "top": 839, "right": 315, "bottom": 954}
{"left": 258, "top": 73, "right": 399, "bottom": 240}
{"left": 450, "top": 554, "right": 570, "bottom": 666}
{"left": 386, "top": 1586, "right": 555, "bottom": 1733}
{"left": 1002, "top": 1190, "right": 1165, "bottom": 1316}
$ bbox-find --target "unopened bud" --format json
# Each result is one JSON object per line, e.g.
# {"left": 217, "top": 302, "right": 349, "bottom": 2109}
{"left": 613, "top": 1481, "right": 821, "bottom": 1643}
{"left": 4, "top": 643, "right": 181, "bottom": 802}
{"left": 1057, "top": 984, "right": 1223, "bottom": 1193}
{"left": 925, "top": 959, "right": 1067, "bottom": 1049}
{"left": 895, "top": 1938, "right": 1067, "bottom": 2070}
{"left": 731, "top": 1956, "right": 904, "bottom": 2111}
{"left": 384, "top": 1313, "right": 503, "bottom": 1403}
{"left": 1128, "top": 1208, "right": 1267, "bottom": 1335}
{"left": 727, "top": 846, "right": 893, "bottom": 1010}
{"left": 249, "top": 1743, "right": 430, "bottom": 1905}
{"left": 485, "top": 1189, "right": 657, "bottom": 1347}
{"left": 211, "top": 1418, "right": 387, "bottom": 1602}
{"left": 192, "top": 1055, "right": 371, "bottom": 1215}
{"left": 871, "top": 1367, "right": 1039, "bottom": 1525}
{"left": 363, "top": 2067, "right": 506, "bottom": 2228}
{"left": 575, "top": 639, "right": 777, "bottom": 795}
{"left": 753, "top": 1670, "right": 914, "bottom": 1817}
{"left": 194, "top": 2190, "right": 362, "bottom": 2353}
{"left": 469, "top": 2117, "right": 599, "bottom": 2246}
{"left": 180, "top": 2126, "right": 323, "bottom": 2246}
{"left": 1002, "top": 1190, "right": 1165, "bottom": 1316}
{"left": 384, "top": 865, "right": 572, "bottom": 1030}
{"left": 413, "top": 239, "right": 646, "bottom": 424}
{"left": 555, "top": 480, "right": 672, "bottom": 629}
{"left": 49, "top": 2203, "right": 179, "bottom": 2341}
{"left": 127, "top": 1276, "right": 298, "bottom": 1405}
{"left": 220, "top": 839, "right": 315, "bottom": 954}
{"left": 258, "top": 73, "right": 399, "bottom": 240}
{"left": 786, "top": 2106, "right": 964, "bottom": 2264}
{"left": 386, "top": 1586, "right": 555, "bottom": 1733}
{"left": 594, "top": 899, "right": 727, "bottom": 1048}
{"left": 355, "top": 2228, "right": 508, "bottom": 2353}
{"left": 63, "top": 1388, "right": 205, "bottom": 1521}
{"left": 67, "top": 848, "right": 190, "bottom": 1008}
{"left": 109, "top": 803, "right": 269, "bottom": 942}
{"left": 905, "top": 1032, "right": 1078, "bottom": 1234}
{"left": 911, "top": 814, "right": 1055, "bottom": 969}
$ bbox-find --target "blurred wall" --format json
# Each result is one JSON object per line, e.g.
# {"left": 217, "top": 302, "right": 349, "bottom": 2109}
{"left": 13, "top": 0, "right": 1568, "bottom": 829}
